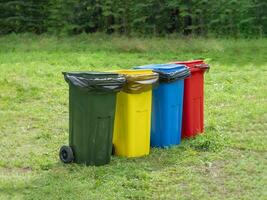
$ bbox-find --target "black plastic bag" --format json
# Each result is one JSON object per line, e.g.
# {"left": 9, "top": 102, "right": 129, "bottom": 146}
{"left": 155, "top": 67, "right": 191, "bottom": 83}
{"left": 134, "top": 64, "right": 191, "bottom": 83}
{"left": 63, "top": 71, "right": 126, "bottom": 93}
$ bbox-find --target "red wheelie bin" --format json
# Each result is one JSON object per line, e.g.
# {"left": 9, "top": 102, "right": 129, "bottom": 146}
{"left": 173, "top": 60, "right": 209, "bottom": 138}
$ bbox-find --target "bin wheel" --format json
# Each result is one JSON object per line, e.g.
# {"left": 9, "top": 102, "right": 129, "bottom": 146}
{"left": 59, "top": 145, "right": 74, "bottom": 163}
{"left": 112, "top": 144, "right": 115, "bottom": 155}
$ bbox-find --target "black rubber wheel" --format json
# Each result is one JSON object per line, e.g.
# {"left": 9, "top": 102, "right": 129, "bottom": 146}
{"left": 112, "top": 144, "right": 115, "bottom": 155}
{"left": 59, "top": 145, "right": 74, "bottom": 163}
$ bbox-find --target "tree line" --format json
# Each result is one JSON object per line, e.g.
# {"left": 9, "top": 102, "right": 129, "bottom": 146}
{"left": 0, "top": 0, "right": 266, "bottom": 37}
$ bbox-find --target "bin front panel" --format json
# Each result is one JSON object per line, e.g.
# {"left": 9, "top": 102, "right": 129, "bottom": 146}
{"left": 69, "top": 85, "right": 116, "bottom": 165}
{"left": 174, "top": 60, "right": 205, "bottom": 138}
{"left": 151, "top": 80, "right": 184, "bottom": 147}
{"left": 113, "top": 90, "right": 152, "bottom": 157}
{"left": 182, "top": 71, "right": 204, "bottom": 138}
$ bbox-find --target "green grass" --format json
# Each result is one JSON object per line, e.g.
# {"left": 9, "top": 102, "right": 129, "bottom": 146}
{"left": 0, "top": 34, "right": 266, "bottom": 200}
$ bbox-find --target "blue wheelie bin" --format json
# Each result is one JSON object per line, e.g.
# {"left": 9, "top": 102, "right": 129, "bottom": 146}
{"left": 134, "top": 64, "right": 190, "bottom": 148}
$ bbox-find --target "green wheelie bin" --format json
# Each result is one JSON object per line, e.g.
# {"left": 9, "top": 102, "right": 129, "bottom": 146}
{"left": 60, "top": 72, "right": 125, "bottom": 166}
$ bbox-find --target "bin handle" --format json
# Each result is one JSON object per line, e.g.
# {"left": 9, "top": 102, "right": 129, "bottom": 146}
{"left": 194, "top": 63, "right": 210, "bottom": 72}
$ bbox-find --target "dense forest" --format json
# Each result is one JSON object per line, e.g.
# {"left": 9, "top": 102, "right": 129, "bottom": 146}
{"left": 0, "top": 0, "right": 266, "bottom": 37}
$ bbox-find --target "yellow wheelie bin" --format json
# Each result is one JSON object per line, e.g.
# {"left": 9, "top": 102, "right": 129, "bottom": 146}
{"left": 113, "top": 69, "right": 158, "bottom": 157}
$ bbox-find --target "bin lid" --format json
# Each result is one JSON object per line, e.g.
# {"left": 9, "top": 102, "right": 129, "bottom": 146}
{"left": 62, "top": 71, "right": 126, "bottom": 93}
{"left": 171, "top": 60, "right": 210, "bottom": 73}
{"left": 135, "top": 63, "right": 185, "bottom": 71}
{"left": 134, "top": 64, "right": 191, "bottom": 82}
{"left": 114, "top": 69, "right": 158, "bottom": 94}
{"left": 171, "top": 60, "right": 204, "bottom": 65}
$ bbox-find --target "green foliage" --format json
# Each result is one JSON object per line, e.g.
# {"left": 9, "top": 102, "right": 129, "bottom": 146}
{"left": 0, "top": 0, "right": 266, "bottom": 36}
{"left": 0, "top": 0, "right": 48, "bottom": 34}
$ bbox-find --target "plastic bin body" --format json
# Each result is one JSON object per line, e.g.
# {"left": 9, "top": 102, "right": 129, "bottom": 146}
{"left": 135, "top": 64, "right": 187, "bottom": 147}
{"left": 173, "top": 60, "right": 206, "bottom": 138}
{"left": 113, "top": 70, "right": 155, "bottom": 157}
{"left": 64, "top": 72, "right": 125, "bottom": 166}
{"left": 69, "top": 86, "right": 116, "bottom": 165}
{"left": 151, "top": 80, "right": 184, "bottom": 147}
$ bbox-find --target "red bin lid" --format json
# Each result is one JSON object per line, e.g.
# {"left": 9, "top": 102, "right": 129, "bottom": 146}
{"left": 170, "top": 60, "right": 209, "bottom": 73}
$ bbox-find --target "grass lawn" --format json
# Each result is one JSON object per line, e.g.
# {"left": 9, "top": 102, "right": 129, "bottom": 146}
{"left": 0, "top": 34, "right": 266, "bottom": 200}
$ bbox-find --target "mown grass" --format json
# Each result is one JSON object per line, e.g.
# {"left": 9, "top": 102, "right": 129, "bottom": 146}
{"left": 0, "top": 34, "right": 266, "bottom": 200}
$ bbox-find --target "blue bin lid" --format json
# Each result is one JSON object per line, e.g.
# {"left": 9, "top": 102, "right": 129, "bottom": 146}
{"left": 134, "top": 64, "right": 191, "bottom": 82}
{"left": 135, "top": 63, "right": 187, "bottom": 72}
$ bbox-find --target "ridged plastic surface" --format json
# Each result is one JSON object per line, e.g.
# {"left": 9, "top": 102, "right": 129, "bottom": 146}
{"left": 69, "top": 85, "right": 117, "bottom": 165}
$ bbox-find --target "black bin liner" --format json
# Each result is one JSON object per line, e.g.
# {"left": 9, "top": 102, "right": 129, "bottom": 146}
{"left": 63, "top": 71, "right": 126, "bottom": 93}
{"left": 155, "top": 67, "right": 191, "bottom": 83}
